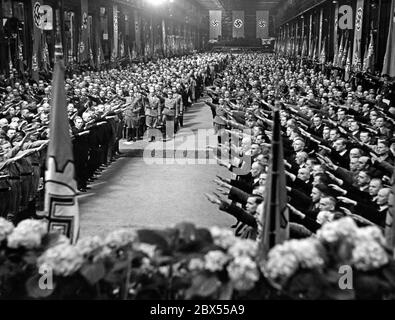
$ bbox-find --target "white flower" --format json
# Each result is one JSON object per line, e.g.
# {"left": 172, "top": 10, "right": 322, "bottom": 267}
{"left": 228, "top": 239, "right": 257, "bottom": 258}
{"left": 263, "top": 238, "right": 325, "bottom": 283}
{"left": 352, "top": 240, "right": 389, "bottom": 271}
{"left": 188, "top": 258, "right": 205, "bottom": 271}
{"left": 159, "top": 265, "right": 170, "bottom": 277}
{"left": 0, "top": 218, "right": 14, "bottom": 242}
{"left": 204, "top": 250, "right": 230, "bottom": 272}
{"left": 316, "top": 217, "right": 358, "bottom": 244}
{"left": 263, "top": 252, "right": 299, "bottom": 281}
{"left": 141, "top": 257, "right": 153, "bottom": 271}
{"left": 355, "top": 226, "right": 386, "bottom": 247}
{"left": 136, "top": 243, "right": 156, "bottom": 258}
{"left": 227, "top": 256, "right": 260, "bottom": 291}
{"left": 76, "top": 236, "right": 104, "bottom": 258}
{"left": 7, "top": 219, "right": 48, "bottom": 249}
{"left": 209, "top": 227, "right": 237, "bottom": 249}
{"left": 316, "top": 211, "right": 335, "bottom": 225}
{"left": 290, "top": 239, "right": 326, "bottom": 269}
{"left": 37, "top": 243, "right": 84, "bottom": 276}
{"left": 104, "top": 229, "right": 137, "bottom": 249}
{"left": 19, "top": 219, "right": 48, "bottom": 235}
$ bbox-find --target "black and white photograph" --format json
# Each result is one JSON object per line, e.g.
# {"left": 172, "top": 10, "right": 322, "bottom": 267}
{"left": 0, "top": 0, "right": 395, "bottom": 304}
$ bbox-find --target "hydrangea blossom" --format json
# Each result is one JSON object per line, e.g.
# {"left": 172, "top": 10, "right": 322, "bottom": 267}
{"left": 0, "top": 218, "right": 14, "bottom": 242}
{"left": 264, "top": 238, "right": 325, "bottom": 283}
{"left": 188, "top": 258, "right": 205, "bottom": 272}
{"left": 37, "top": 243, "right": 84, "bottom": 276}
{"left": 76, "top": 236, "right": 106, "bottom": 259}
{"left": 355, "top": 226, "right": 386, "bottom": 247}
{"left": 352, "top": 240, "right": 389, "bottom": 271}
{"left": 209, "top": 226, "right": 237, "bottom": 249}
{"left": 316, "top": 217, "right": 358, "bottom": 244}
{"left": 7, "top": 219, "right": 48, "bottom": 249}
{"left": 204, "top": 250, "right": 230, "bottom": 272}
{"left": 104, "top": 229, "right": 137, "bottom": 249}
{"left": 228, "top": 239, "right": 257, "bottom": 258}
{"left": 352, "top": 226, "right": 389, "bottom": 271}
{"left": 227, "top": 256, "right": 260, "bottom": 291}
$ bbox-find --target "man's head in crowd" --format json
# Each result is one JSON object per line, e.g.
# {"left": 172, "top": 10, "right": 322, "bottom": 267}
{"left": 333, "top": 138, "right": 347, "bottom": 153}
{"left": 329, "top": 128, "right": 340, "bottom": 142}
{"left": 369, "top": 178, "right": 383, "bottom": 197}
{"left": 376, "top": 188, "right": 391, "bottom": 206}
{"left": 297, "top": 167, "right": 311, "bottom": 182}
{"left": 319, "top": 196, "right": 336, "bottom": 212}
{"left": 350, "top": 148, "right": 362, "bottom": 159}
{"left": 293, "top": 138, "right": 305, "bottom": 152}
{"left": 250, "top": 162, "right": 264, "bottom": 178}
{"left": 357, "top": 171, "right": 371, "bottom": 188}
{"left": 246, "top": 196, "right": 263, "bottom": 214}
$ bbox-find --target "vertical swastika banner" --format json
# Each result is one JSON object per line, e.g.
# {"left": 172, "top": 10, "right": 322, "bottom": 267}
{"left": 256, "top": 11, "right": 269, "bottom": 39}
{"left": 232, "top": 11, "right": 245, "bottom": 38}
{"left": 209, "top": 10, "right": 222, "bottom": 40}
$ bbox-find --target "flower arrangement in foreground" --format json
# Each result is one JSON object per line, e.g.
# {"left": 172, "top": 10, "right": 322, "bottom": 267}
{"left": 262, "top": 217, "right": 395, "bottom": 299}
{"left": 0, "top": 217, "right": 395, "bottom": 300}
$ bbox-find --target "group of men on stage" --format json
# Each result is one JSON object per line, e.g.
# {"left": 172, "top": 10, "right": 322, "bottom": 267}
{"left": 205, "top": 53, "right": 395, "bottom": 243}
{"left": 0, "top": 52, "right": 229, "bottom": 224}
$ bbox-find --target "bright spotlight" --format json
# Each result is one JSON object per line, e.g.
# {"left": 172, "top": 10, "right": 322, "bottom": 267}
{"left": 146, "top": 0, "right": 166, "bottom": 6}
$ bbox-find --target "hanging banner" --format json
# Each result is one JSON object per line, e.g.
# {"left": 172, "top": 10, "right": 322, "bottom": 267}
{"left": 162, "top": 19, "right": 167, "bottom": 56}
{"left": 256, "top": 10, "right": 269, "bottom": 39}
{"left": 232, "top": 11, "right": 245, "bottom": 38}
{"left": 382, "top": 0, "right": 395, "bottom": 76}
{"left": 113, "top": 5, "right": 119, "bottom": 58}
{"left": 333, "top": 2, "right": 339, "bottom": 64}
{"left": 308, "top": 14, "right": 313, "bottom": 57}
{"left": 31, "top": 1, "right": 43, "bottom": 82}
{"left": 209, "top": 10, "right": 222, "bottom": 40}
{"left": 353, "top": 0, "right": 364, "bottom": 67}
{"left": 318, "top": 8, "right": 323, "bottom": 58}
{"left": 134, "top": 10, "right": 141, "bottom": 56}
{"left": 33, "top": 3, "right": 53, "bottom": 30}
{"left": 79, "top": 0, "right": 88, "bottom": 62}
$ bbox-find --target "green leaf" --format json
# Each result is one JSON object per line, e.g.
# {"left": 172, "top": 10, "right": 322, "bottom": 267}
{"left": 79, "top": 261, "right": 106, "bottom": 285}
{"left": 25, "top": 274, "right": 56, "bottom": 299}
{"left": 137, "top": 229, "right": 169, "bottom": 252}
{"left": 175, "top": 222, "right": 197, "bottom": 243}
{"left": 22, "top": 251, "right": 38, "bottom": 265}
{"left": 382, "top": 261, "right": 395, "bottom": 288}
{"left": 41, "top": 232, "right": 69, "bottom": 251}
{"left": 185, "top": 274, "right": 221, "bottom": 299}
{"left": 195, "top": 228, "right": 213, "bottom": 245}
{"left": 103, "top": 261, "right": 130, "bottom": 283}
{"left": 218, "top": 282, "right": 234, "bottom": 300}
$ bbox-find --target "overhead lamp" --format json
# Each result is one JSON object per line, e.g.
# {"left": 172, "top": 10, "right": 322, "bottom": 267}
{"left": 146, "top": 0, "right": 166, "bottom": 6}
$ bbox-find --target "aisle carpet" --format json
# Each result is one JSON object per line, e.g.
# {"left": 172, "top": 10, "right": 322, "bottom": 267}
{"left": 79, "top": 101, "right": 235, "bottom": 237}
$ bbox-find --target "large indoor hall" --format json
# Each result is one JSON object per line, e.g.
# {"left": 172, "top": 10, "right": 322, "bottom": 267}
{"left": 1, "top": 0, "right": 395, "bottom": 305}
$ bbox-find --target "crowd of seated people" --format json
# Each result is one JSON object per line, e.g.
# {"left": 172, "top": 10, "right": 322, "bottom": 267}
{"left": 0, "top": 52, "right": 230, "bottom": 224}
{"left": 204, "top": 53, "right": 395, "bottom": 243}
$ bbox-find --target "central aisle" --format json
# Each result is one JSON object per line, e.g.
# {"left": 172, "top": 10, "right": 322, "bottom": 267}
{"left": 79, "top": 101, "right": 235, "bottom": 237}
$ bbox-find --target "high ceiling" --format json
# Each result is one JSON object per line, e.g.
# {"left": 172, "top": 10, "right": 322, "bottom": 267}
{"left": 195, "top": 0, "right": 283, "bottom": 10}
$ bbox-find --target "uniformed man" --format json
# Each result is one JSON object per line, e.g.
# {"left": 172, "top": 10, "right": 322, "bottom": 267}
{"left": 162, "top": 89, "right": 179, "bottom": 137}
{"left": 145, "top": 87, "right": 161, "bottom": 142}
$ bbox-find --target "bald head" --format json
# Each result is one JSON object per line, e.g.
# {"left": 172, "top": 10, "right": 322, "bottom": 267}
{"left": 377, "top": 188, "right": 391, "bottom": 206}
